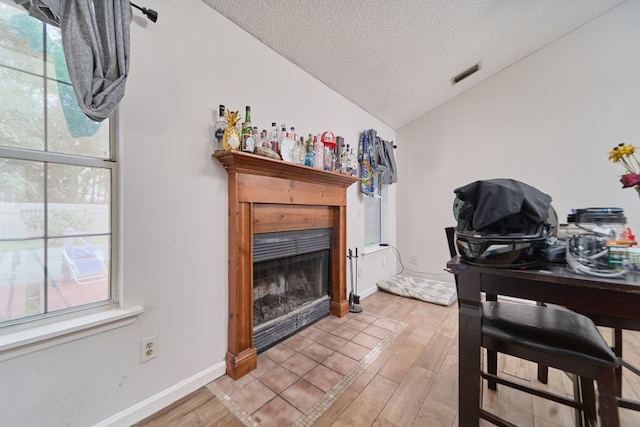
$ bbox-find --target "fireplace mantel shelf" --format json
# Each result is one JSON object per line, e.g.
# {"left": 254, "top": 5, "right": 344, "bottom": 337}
{"left": 214, "top": 150, "right": 360, "bottom": 188}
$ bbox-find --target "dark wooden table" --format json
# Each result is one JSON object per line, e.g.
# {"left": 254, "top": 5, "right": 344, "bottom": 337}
{"left": 450, "top": 257, "right": 640, "bottom": 426}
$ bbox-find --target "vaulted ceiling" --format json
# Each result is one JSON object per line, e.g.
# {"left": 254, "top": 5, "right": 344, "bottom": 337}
{"left": 203, "top": 0, "right": 626, "bottom": 129}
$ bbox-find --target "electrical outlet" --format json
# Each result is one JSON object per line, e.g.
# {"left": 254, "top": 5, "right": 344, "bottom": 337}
{"left": 140, "top": 335, "right": 158, "bottom": 363}
{"left": 410, "top": 256, "right": 418, "bottom": 265}
{"left": 358, "top": 266, "right": 363, "bottom": 277}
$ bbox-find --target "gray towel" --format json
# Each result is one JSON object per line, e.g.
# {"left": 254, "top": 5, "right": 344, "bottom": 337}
{"left": 374, "top": 136, "right": 397, "bottom": 185}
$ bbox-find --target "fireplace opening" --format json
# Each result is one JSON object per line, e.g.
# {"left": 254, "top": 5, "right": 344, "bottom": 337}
{"left": 253, "top": 228, "right": 332, "bottom": 352}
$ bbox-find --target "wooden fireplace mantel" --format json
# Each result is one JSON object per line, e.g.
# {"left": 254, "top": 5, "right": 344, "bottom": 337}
{"left": 214, "top": 150, "right": 359, "bottom": 379}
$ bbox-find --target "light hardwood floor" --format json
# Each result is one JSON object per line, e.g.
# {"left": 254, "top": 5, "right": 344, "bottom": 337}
{"left": 135, "top": 291, "right": 640, "bottom": 426}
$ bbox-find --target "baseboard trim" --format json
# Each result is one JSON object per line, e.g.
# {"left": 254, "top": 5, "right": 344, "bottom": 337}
{"left": 94, "top": 361, "right": 227, "bottom": 427}
{"left": 359, "top": 285, "right": 378, "bottom": 300}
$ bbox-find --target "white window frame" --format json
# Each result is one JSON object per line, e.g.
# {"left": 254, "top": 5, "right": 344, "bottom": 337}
{"left": 0, "top": 5, "right": 141, "bottom": 360}
{"left": 363, "top": 177, "right": 387, "bottom": 248}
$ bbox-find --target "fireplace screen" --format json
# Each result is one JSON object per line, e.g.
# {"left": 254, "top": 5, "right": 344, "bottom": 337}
{"left": 253, "top": 228, "right": 332, "bottom": 351}
{"left": 253, "top": 250, "right": 329, "bottom": 326}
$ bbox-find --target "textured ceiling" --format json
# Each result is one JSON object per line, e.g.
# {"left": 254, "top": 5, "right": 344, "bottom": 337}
{"left": 202, "top": 0, "right": 625, "bottom": 130}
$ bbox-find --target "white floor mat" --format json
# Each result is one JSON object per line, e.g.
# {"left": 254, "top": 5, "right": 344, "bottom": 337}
{"left": 376, "top": 274, "right": 457, "bottom": 306}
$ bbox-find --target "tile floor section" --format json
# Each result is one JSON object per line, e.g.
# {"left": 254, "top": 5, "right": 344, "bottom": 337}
{"left": 209, "top": 310, "right": 406, "bottom": 427}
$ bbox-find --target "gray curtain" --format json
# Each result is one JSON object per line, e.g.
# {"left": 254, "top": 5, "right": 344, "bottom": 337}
{"left": 13, "top": 0, "right": 131, "bottom": 122}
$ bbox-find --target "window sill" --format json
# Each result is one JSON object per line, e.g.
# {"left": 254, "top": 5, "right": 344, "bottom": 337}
{"left": 0, "top": 306, "right": 144, "bottom": 362}
{"left": 361, "top": 244, "right": 392, "bottom": 256}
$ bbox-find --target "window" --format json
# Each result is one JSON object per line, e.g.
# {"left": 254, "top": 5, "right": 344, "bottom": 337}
{"left": 0, "top": 3, "right": 115, "bottom": 327}
{"left": 364, "top": 174, "right": 382, "bottom": 246}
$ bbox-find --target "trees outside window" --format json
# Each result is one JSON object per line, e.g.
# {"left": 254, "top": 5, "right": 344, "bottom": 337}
{"left": 0, "top": 3, "right": 115, "bottom": 326}
{"left": 364, "top": 175, "right": 383, "bottom": 246}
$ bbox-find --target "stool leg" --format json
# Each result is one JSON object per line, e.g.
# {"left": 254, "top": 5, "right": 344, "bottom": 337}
{"left": 486, "top": 294, "right": 498, "bottom": 391}
{"left": 535, "top": 301, "right": 549, "bottom": 385}
{"left": 578, "top": 376, "right": 597, "bottom": 427}
{"left": 572, "top": 375, "right": 582, "bottom": 427}
{"left": 487, "top": 349, "right": 498, "bottom": 390}
{"left": 596, "top": 367, "right": 620, "bottom": 427}
{"left": 537, "top": 364, "right": 549, "bottom": 384}
{"left": 613, "top": 328, "right": 623, "bottom": 397}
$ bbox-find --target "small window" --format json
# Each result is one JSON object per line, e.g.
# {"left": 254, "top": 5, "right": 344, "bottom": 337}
{"left": 364, "top": 174, "right": 382, "bottom": 246}
{"left": 0, "top": 3, "right": 116, "bottom": 327}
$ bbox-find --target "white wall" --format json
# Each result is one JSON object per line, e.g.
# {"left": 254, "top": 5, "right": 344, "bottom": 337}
{"left": 396, "top": 0, "right": 640, "bottom": 281}
{"left": 0, "top": 1, "right": 395, "bottom": 425}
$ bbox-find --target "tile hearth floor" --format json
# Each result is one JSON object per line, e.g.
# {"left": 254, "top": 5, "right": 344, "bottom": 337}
{"left": 208, "top": 309, "right": 406, "bottom": 427}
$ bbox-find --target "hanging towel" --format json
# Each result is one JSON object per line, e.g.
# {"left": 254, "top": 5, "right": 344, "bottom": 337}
{"left": 358, "top": 129, "right": 377, "bottom": 196}
{"left": 374, "top": 136, "right": 397, "bottom": 185}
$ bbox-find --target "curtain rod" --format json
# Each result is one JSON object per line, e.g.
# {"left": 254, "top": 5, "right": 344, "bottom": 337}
{"left": 130, "top": 2, "right": 158, "bottom": 23}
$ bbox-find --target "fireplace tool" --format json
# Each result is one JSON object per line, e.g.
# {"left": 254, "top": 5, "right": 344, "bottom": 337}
{"left": 348, "top": 248, "right": 362, "bottom": 313}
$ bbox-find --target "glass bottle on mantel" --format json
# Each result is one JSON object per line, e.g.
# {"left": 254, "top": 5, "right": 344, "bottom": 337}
{"left": 280, "top": 124, "right": 287, "bottom": 144}
{"left": 291, "top": 137, "right": 301, "bottom": 164}
{"left": 252, "top": 127, "right": 261, "bottom": 150}
{"left": 294, "top": 136, "right": 306, "bottom": 164}
{"left": 214, "top": 104, "right": 227, "bottom": 152}
{"left": 305, "top": 134, "right": 315, "bottom": 167}
{"left": 241, "top": 106, "right": 254, "bottom": 152}
{"left": 269, "top": 122, "right": 279, "bottom": 153}
{"left": 313, "top": 135, "right": 324, "bottom": 170}
{"left": 341, "top": 144, "right": 350, "bottom": 174}
{"left": 280, "top": 129, "right": 295, "bottom": 162}
{"left": 324, "top": 146, "right": 336, "bottom": 171}
{"left": 279, "top": 124, "right": 287, "bottom": 154}
{"left": 260, "top": 129, "right": 270, "bottom": 148}
{"left": 350, "top": 147, "right": 358, "bottom": 176}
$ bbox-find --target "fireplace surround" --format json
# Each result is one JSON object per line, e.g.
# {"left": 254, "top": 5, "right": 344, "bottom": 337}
{"left": 214, "top": 150, "right": 359, "bottom": 379}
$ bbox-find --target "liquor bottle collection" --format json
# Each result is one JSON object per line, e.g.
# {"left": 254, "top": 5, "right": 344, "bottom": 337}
{"left": 214, "top": 104, "right": 358, "bottom": 176}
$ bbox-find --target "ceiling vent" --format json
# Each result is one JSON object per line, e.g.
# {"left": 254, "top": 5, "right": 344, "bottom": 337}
{"left": 451, "top": 63, "right": 480, "bottom": 85}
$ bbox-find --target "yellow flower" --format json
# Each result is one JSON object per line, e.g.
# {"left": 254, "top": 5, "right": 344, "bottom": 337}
{"left": 608, "top": 146, "right": 624, "bottom": 163}
{"left": 620, "top": 144, "right": 636, "bottom": 156}
{"left": 609, "top": 143, "right": 640, "bottom": 175}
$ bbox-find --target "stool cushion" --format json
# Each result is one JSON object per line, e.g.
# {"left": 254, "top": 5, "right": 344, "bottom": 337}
{"left": 482, "top": 301, "right": 618, "bottom": 367}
